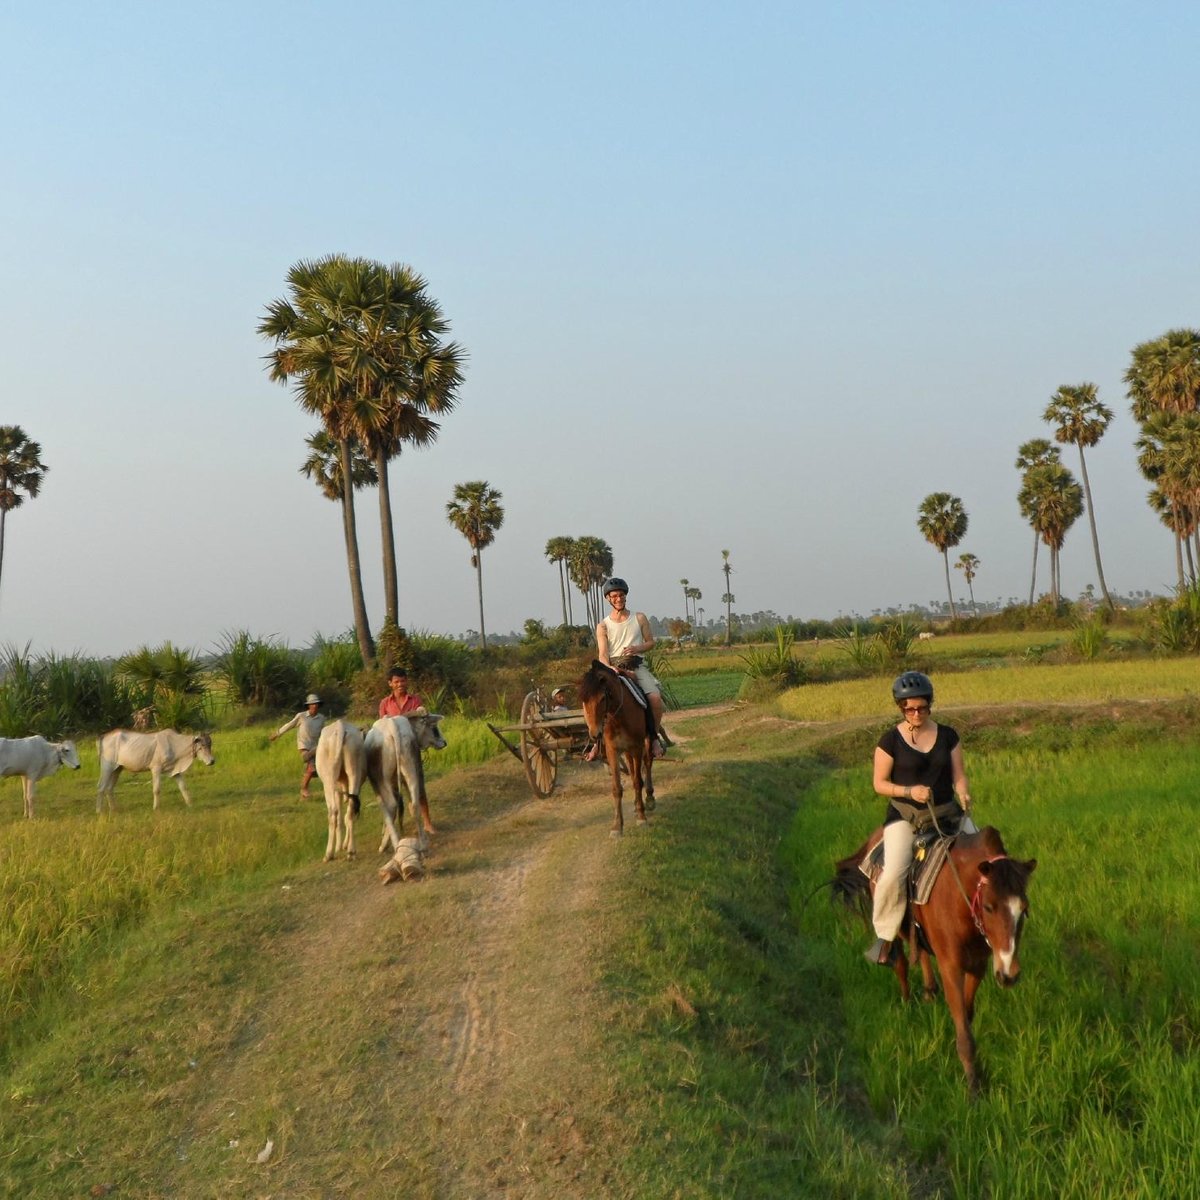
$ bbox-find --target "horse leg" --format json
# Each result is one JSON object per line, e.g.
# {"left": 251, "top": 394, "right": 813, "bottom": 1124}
{"left": 630, "top": 749, "right": 647, "bottom": 825}
{"left": 940, "top": 964, "right": 980, "bottom": 1096}
{"left": 642, "top": 738, "right": 656, "bottom": 811}
{"left": 892, "top": 941, "right": 912, "bottom": 1002}
{"left": 608, "top": 737, "right": 624, "bottom": 837}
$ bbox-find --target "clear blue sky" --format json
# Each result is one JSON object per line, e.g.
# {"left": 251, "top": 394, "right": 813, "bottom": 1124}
{"left": 2, "top": 1, "right": 1196, "bottom": 656}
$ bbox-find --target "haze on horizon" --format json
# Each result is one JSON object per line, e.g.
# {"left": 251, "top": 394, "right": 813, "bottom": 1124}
{"left": 2, "top": 2, "right": 1196, "bottom": 659}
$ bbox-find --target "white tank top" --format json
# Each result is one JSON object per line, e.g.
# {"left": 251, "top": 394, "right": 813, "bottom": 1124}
{"left": 602, "top": 614, "right": 640, "bottom": 659}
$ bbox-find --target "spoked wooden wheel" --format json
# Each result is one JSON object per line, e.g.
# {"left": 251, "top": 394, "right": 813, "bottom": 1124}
{"left": 520, "top": 690, "right": 559, "bottom": 797}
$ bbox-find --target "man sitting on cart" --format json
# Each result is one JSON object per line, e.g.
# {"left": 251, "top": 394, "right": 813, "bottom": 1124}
{"left": 594, "top": 576, "right": 669, "bottom": 759}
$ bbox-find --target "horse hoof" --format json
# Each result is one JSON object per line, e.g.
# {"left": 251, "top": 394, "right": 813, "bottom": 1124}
{"left": 644, "top": 796, "right": 656, "bottom": 812}
{"left": 637, "top": 815, "right": 648, "bottom": 825}
{"left": 610, "top": 829, "right": 622, "bottom": 838}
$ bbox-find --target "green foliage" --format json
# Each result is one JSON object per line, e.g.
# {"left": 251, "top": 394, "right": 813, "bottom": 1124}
{"left": 1070, "top": 616, "right": 1109, "bottom": 660}
{"left": 739, "top": 625, "right": 806, "bottom": 690}
{"left": 0, "top": 646, "right": 135, "bottom": 737}
{"left": 374, "top": 619, "right": 412, "bottom": 674}
{"left": 306, "top": 630, "right": 362, "bottom": 691}
{"left": 832, "top": 621, "right": 879, "bottom": 669}
{"left": 213, "top": 630, "right": 307, "bottom": 710}
{"left": 874, "top": 615, "right": 917, "bottom": 666}
{"left": 1147, "top": 584, "right": 1200, "bottom": 654}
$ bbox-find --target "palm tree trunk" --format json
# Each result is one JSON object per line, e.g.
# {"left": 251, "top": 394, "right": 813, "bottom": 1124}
{"left": 1186, "top": 535, "right": 1197, "bottom": 590}
{"left": 475, "top": 551, "right": 487, "bottom": 649}
{"left": 557, "top": 560, "right": 568, "bottom": 626}
{"left": 726, "top": 600, "right": 732, "bottom": 646}
{"left": 0, "top": 505, "right": 7, "bottom": 610}
{"left": 1077, "top": 446, "right": 1114, "bottom": 611}
{"left": 1029, "top": 530, "right": 1039, "bottom": 606}
{"left": 969, "top": 580, "right": 978, "bottom": 616}
{"left": 339, "top": 439, "right": 376, "bottom": 667}
{"left": 942, "top": 550, "right": 957, "bottom": 619}
{"left": 376, "top": 448, "right": 399, "bottom": 626}
{"left": 1174, "top": 530, "right": 1186, "bottom": 591}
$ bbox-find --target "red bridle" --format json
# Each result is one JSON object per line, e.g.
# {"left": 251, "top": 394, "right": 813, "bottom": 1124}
{"left": 969, "top": 855, "right": 1011, "bottom": 941}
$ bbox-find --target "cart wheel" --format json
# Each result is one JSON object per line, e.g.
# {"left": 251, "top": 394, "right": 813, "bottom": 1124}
{"left": 520, "top": 691, "right": 558, "bottom": 797}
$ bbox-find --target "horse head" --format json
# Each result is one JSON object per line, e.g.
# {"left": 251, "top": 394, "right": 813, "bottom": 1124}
{"left": 974, "top": 854, "right": 1037, "bottom": 988}
{"left": 578, "top": 660, "right": 618, "bottom": 739}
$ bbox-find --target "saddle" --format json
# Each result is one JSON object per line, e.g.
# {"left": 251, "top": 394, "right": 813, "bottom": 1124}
{"left": 860, "top": 826, "right": 958, "bottom": 906}
{"left": 612, "top": 658, "right": 648, "bottom": 709}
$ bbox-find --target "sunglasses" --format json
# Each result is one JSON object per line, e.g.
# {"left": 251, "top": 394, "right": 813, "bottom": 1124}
{"left": 902, "top": 703, "right": 931, "bottom": 714}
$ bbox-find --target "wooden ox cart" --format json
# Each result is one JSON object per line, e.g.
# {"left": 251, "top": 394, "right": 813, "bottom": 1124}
{"left": 486, "top": 685, "right": 593, "bottom": 798}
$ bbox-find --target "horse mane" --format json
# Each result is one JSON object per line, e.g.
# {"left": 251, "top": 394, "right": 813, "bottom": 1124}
{"left": 981, "top": 854, "right": 1033, "bottom": 896}
{"left": 578, "top": 660, "right": 616, "bottom": 703}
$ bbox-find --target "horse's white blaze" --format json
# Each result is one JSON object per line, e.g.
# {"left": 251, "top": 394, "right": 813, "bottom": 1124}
{"left": 992, "top": 896, "right": 1025, "bottom": 974}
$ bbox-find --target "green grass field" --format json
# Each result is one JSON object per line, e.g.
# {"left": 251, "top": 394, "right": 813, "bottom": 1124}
{"left": 2, "top": 659, "right": 1199, "bottom": 1197}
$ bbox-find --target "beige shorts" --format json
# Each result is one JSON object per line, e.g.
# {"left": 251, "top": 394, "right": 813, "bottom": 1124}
{"left": 627, "top": 663, "right": 660, "bottom": 698}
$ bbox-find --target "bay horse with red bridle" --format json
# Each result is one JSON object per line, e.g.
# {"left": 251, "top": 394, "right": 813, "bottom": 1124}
{"left": 833, "top": 824, "right": 1036, "bottom": 1095}
{"left": 578, "top": 660, "right": 656, "bottom": 836}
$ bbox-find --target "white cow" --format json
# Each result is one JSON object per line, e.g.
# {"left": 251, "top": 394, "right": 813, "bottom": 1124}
{"left": 365, "top": 711, "right": 447, "bottom": 853}
{"left": 918, "top": 631, "right": 936, "bottom": 641}
{"left": 0, "top": 736, "right": 82, "bottom": 818}
{"left": 315, "top": 719, "right": 367, "bottom": 862}
{"left": 96, "top": 729, "right": 215, "bottom": 812}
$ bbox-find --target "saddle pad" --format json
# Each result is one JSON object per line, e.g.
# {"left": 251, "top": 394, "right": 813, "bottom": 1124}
{"left": 860, "top": 835, "right": 954, "bottom": 906}
{"left": 618, "top": 675, "right": 648, "bottom": 709}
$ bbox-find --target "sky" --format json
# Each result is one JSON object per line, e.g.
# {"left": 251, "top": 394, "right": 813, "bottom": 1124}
{"left": 2, "top": 1, "right": 1197, "bottom": 658}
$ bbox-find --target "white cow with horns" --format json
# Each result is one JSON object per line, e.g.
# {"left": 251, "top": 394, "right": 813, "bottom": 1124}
{"left": 315, "top": 719, "right": 368, "bottom": 862}
{"left": 96, "top": 729, "right": 215, "bottom": 812}
{"left": 0, "top": 736, "right": 82, "bottom": 818}
{"left": 365, "top": 710, "right": 447, "bottom": 853}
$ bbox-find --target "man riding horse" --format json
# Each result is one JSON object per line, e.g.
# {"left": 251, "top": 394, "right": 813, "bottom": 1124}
{"left": 595, "top": 577, "right": 669, "bottom": 759}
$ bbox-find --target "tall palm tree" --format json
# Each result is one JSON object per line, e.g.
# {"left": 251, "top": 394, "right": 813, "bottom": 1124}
{"left": 1018, "top": 464, "right": 1083, "bottom": 604}
{"left": 1015, "top": 439, "right": 1061, "bottom": 604}
{"left": 571, "top": 537, "right": 613, "bottom": 625}
{"left": 259, "top": 257, "right": 378, "bottom": 665}
{"left": 1125, "top": 328, "right": 1200, "bottom": 420}
{"left": 917, "top": 493, "right": 968, "bottom": 618}
{"left": 720, "top": 550, "right": 733, "bottom": 645}
{"left": 954, "top": 553, "right": 981, "bottom": 616}
{"left": 1136, "top": 412, "right": 1200, "bottom": 586}
{"left": 446, "top": 481, "right": 504, "bottom": 648}
{"left": 679, "top": 578, "right": 690, "bottom": 623}
{"left": 0, "top": 426, "right": 48, "bottom": 610}
{"left": 544, "top": 536, "right": 575, "bottom": 626}
{"left": 686, "top": 586, "right": 702, "bottom": 625}
{"left": 1128, "top": 331, "right": 1200, "bottom": 581}
{"left": 1044, "top": 383, "right": 1115, "bottom": 610}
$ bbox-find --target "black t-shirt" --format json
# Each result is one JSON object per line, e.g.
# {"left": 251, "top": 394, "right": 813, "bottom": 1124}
{"left": 877, "top": 723, "right": 960, "bottom": 825}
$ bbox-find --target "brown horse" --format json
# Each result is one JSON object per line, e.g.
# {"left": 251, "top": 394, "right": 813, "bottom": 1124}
{"left": 833, "top": 825, "right": 1036, "bottom": 1095}
{"left": 578, "top": 660, "right": 656, "bottom": 836}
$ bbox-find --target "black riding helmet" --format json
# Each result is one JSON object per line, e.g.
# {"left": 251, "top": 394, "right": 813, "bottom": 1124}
{"left": 602, "top": 577, "right": 629, "bottom": 596}
{"left": 892, "top": 671, "right": 933, "bottom": 704}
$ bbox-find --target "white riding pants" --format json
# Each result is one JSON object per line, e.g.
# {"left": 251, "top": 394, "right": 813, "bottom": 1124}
{"left": 871, "top": 813, "right": 978, "bottom": 940}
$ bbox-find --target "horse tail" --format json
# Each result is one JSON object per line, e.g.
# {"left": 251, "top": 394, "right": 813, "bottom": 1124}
{"left": 829, "top": 837, "right": 873, "bottom": 917}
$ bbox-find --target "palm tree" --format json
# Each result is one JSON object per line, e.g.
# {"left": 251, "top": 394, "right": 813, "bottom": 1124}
{"left": 720, "top": 550, "right": 734, "bottom": 645}
{"left": 259, "top": 257, "right": 378, "bottom": 665}
{"left": 0, "top": 426, "right": 48, "bottom": 610}
{"left": 446, "top": 481, "right": 504, "bottom": 648}
{"left": 954, "top": 553, "right": 981, "bottom": 616}
{"left": 1136, "top": 412, "right": 1200, "bottom": 586}
{"left": 1125, "top": 328, "right": 1200, "bottom": 420}
{"left": 1018, "top": 464, "right": 1083, "bottom": 604}
{"left": 571, "top": 537, "right": 613, "bottom": 625}
{"left": 1044, "top": 383, "right": 1115, "bottom": 610}
{"left": 544, "top": 536, "right": 575, "bottom": 626}
{"left": 917, "top": 493, "right": 968, "bottom": 618}
{"left": 300, "top": 430, "right": 378, "bottom": 501}
{"left": 679, "top": 578, "right": 690, "bottom": 623}
{"left": 1015, "top": 440, "right": 1061, "bottom": 604}
{"left": 686, "top": 586, "right": 702, "bottom": 624}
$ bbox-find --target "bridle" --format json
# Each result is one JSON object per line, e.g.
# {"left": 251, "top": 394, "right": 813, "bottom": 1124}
{"left": 968, "top": 855, "right": 1010, "bottom": 942}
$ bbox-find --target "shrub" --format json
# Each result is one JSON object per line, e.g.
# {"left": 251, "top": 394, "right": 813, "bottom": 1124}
{"left": 739, "top": 626, "right": 806, "bottom": 691}
{"left": 0, "top": 646, "right": 136, "bottom": 737}
{"left": 213, "top": 631, "right": 307, "bottom": 709}
{"left": 1071, "top": 617, "right": 1109, "bottom": 661}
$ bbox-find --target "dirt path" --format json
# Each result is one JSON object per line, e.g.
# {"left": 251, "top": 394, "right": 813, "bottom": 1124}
{"left": 191, "top": 746, "right": 687, "bottom": 1198}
